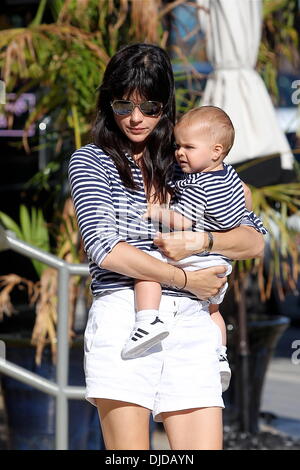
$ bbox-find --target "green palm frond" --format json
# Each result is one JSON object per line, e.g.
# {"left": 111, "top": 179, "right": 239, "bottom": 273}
{"left": 233, "top": 182, "right": 300, "bottom": 302}
{"left": 0, "top": 206, "right": 50, "bottom": 277}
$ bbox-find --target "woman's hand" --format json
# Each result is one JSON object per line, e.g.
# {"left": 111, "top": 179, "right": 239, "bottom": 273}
{"left": 184, "top": 266, "right": 228, "bottom": 300}
{"left": 153, "top": 231, "right": 206, "bottom": 261}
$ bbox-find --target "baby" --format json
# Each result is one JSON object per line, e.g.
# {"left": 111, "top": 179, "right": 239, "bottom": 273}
{"left": 121, "top": 106, "right": 252, "bottom": 392}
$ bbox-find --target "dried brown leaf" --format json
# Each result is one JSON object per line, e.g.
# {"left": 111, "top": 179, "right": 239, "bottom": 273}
{"left": 130, "top": 0, "right": 161, "bottom": 43}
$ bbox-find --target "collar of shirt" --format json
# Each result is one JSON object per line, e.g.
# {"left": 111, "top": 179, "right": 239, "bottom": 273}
{"left": 182, "top": 163, "right": 228, "bottom": 183}
{"left": 124, "top": 152, "right": 140, "bottom": 168}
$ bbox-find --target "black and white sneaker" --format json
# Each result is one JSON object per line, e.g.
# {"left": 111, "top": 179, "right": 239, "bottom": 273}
{"left": 219, "top": 353, "right": 231, "bottom": 392}
{"left": 121, "top": 316, "right": 169, "bottom": 359}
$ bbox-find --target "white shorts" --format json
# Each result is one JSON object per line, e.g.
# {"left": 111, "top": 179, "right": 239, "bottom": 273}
{"left": 84, "top": 289, "right": 224, "bottom": 422}
{"left": 149, "top": 251, "right": 232, "bottom": 304}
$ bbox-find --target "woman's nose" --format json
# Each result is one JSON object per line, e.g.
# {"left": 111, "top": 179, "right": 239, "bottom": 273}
{"left": 130, "top": 106, "right": 143, "bottom": 123}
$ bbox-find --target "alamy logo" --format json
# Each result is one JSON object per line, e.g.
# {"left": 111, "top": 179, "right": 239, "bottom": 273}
{"left": 291, "top": 339, "right": 300, "bottom": 365}
{"left": 0, "top": 340, "right": 6, "bottom": 361}
{"left": 95, "top": 200, "right": 204, "bottom": 241}
{"left": 291, "top": 80, "right": 300, "bottom": 105}
{"left": 0, "top": 80, "right": 5, "bottom": 104}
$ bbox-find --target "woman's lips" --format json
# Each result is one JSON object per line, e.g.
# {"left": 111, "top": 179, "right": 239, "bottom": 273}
{"left": 128, "top": 128, "right": 146, "bottom": 134}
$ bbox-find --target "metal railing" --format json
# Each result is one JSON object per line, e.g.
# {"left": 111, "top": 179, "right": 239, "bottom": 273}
{"left": 0, "top": 226, "right": 89, "bottom": 450}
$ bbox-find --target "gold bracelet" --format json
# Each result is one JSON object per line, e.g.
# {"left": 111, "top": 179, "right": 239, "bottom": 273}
{"left": 168, "top": 264, "right": 176, "bottom": 287}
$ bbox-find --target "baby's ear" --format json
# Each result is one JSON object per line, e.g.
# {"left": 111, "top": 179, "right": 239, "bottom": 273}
{"left": 213, "top": 144, "right": 223, "bottom": 160}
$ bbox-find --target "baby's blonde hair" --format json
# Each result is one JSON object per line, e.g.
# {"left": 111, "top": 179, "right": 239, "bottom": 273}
{"left": 176, "top": 106, "right": 235, "bottom": 157}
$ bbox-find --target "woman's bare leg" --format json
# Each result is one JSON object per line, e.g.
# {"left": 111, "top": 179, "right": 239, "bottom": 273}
{"left": 161, "top": 407, "right": 223, "bottom": 450}
{"left": 95, "top": 398, "right": 151, "bottom": 450}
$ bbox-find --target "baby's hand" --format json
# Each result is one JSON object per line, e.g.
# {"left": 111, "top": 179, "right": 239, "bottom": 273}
{"left": 142, "top": 209, "right": 150, "bottom": 220}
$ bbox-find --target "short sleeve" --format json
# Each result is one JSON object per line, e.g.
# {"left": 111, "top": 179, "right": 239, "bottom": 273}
{"left": 241, "top": 210, "right": 268, "bottom": 234}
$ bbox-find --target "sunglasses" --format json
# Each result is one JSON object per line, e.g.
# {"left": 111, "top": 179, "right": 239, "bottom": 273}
{"left": 111, "top": 100, "right": 163, "bottom": 117}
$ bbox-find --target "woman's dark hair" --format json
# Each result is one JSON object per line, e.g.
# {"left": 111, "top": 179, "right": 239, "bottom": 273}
{"left": 92, "top": 43, "right": 176, "bottom": 203}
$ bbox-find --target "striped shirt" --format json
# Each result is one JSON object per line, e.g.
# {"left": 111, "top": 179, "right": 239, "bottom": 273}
{"left": 171, "top": 164, "right": 245, "bottom": 232}
{"left": 68, "top": 143, "right": 266, "bottom": 298}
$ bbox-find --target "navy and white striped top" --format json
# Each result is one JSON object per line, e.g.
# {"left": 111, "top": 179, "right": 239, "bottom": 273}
{"left": 68, "top": 143, "right": 266, "bottom": 298}
{"left": 171, "top": 164, "right": 245, "bottom": 232}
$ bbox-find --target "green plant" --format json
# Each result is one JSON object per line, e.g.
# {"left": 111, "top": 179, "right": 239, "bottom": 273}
{"left": 0, "top": 0, "right": 168, "bottom": 151}
{"left": 231, "top": 181, "right": 300, "bottom": 298}
{"left": 0, "top": 205, "right": 50, "bottom": 277}
{"left": 258, "top": 0, "right": 299, "bottom": 102}
{"left": 0, "top": 199, "right": 84, "bottom": 364}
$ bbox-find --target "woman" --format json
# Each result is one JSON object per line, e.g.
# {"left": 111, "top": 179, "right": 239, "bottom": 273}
{"left": 69, "top": 43, "right": 265, "bottom": 450}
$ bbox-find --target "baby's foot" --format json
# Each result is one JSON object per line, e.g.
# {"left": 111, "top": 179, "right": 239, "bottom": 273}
{"left": 121, "top": 316, "right": 169, "bottom": 359}
{"left": 218, "top": 346, "right": 231, "bottom": 392}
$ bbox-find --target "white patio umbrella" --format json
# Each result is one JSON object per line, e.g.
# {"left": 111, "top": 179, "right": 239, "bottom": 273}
{"left": 197, "top": 0, "right": 294, "bottom": 170}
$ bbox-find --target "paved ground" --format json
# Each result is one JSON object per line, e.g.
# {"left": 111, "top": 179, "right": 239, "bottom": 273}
{"left": 259, "top": 324, "right": 300, "bottom": 439}
{"left": 1, "top": 323, "right": 300, "bottom": 450}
